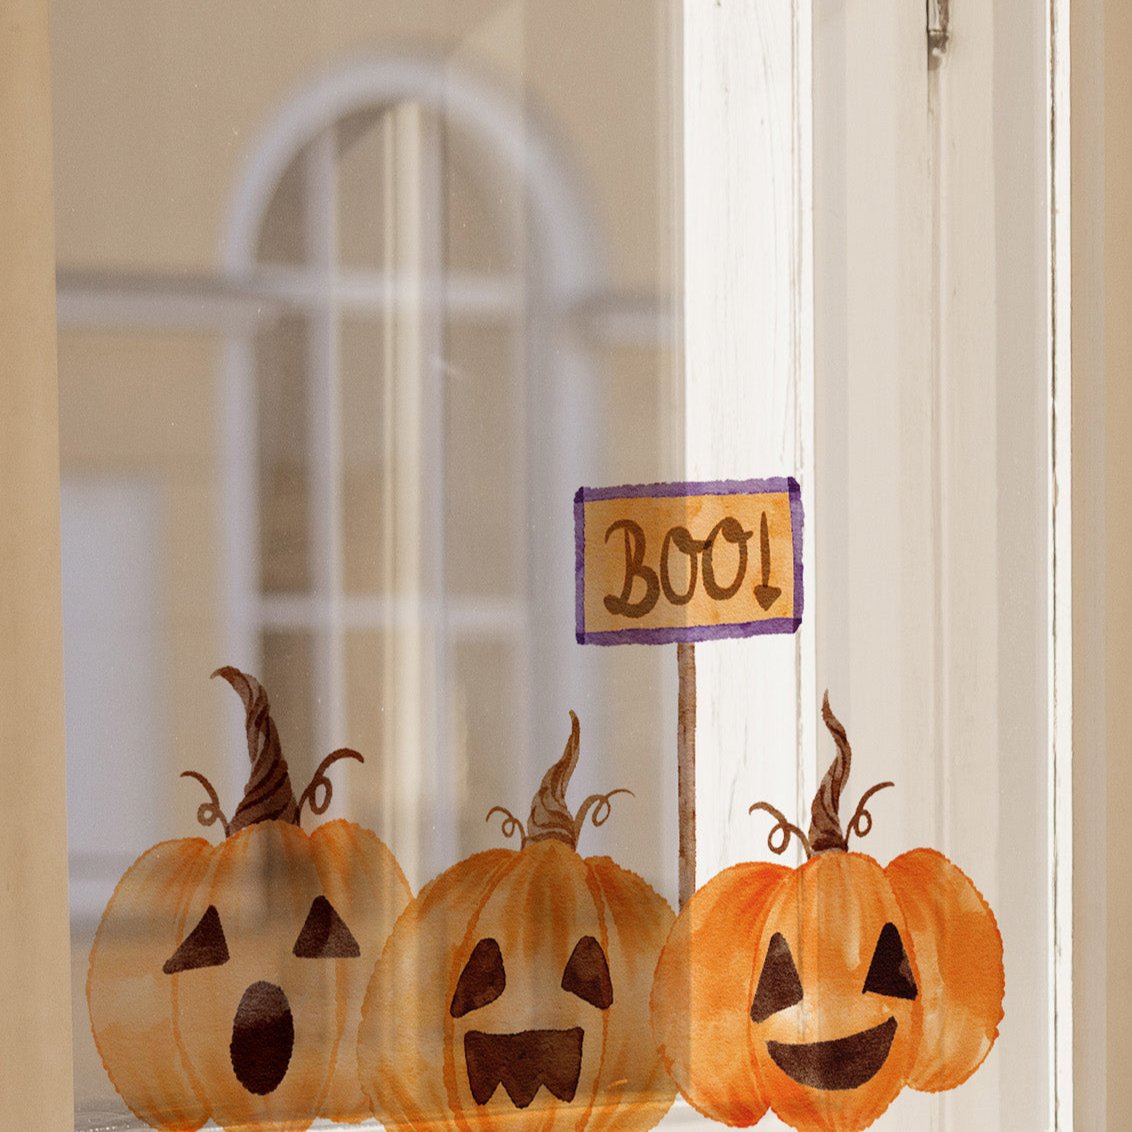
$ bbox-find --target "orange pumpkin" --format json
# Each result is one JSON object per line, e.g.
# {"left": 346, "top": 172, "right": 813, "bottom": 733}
{"left": 357, "top": 712, "right": 676, "bottom": 1132}
{"left": 651, "top": 694, "right": 1004, "bottom": 1132}
{"left": 87, "top": 667, "right": 411, "bottom": 1131}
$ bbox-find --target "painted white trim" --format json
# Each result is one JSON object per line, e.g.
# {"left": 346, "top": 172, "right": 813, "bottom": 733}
{"left": 55, "top": 268, "right": 521, "bottom": 327}
{"left": 1049, "top": 0, "right": 1074, "bottom": 1124}
{"left": 812, "top": 3, "right": 1061, "bottom": 1125}
{"left": 682, "top": 0, "right": 816, "bottom": 881}
{"left": 54, "top": 270, "right": 670, "bottom": 338}
{"left": 219, "top": 329, "right": 262, "bottom": 801}
{"left": 792, "top": 0, "right": 819, "bottom": 841}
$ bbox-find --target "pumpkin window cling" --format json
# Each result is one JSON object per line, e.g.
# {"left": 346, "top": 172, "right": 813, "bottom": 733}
{"left": 87, "top": 667, "right": 412, "bottom": 1132}
{"left": 357, "top": 710, "right": 678, "bottom": 1132}
{"left": 650, "top": 693, "right": 1005, "bottom": 1132}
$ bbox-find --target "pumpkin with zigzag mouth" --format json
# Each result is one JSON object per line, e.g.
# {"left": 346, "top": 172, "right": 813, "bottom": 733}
{"left": 358, "top": 712, "right": 676, "bottom": 1132}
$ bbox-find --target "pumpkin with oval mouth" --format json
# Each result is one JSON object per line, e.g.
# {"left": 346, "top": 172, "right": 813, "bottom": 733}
{"left": 358, "top": 712, "right": 676, "bottom": 1132}
{"left": 87, "top": 667, "right": 411, "bottom": 1130}
{"left": 650, "top": 694, "right": 1004, "bottom": 1132}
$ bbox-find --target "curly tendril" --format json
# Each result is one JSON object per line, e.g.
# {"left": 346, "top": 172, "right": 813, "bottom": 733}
{"left": 748, "top": 801, "right": 814, "bottom": 859}
{"left": 181, "top": 771, "right": 231, "bottom": 837}
{"left": 846, "top": 780, "right": 895, "bottom": 842}
{"left": 573, "top": 788, "right": 634, "bottom": 842}
{"left": 485, "top": 806, "right": 527, "bottom": 846}
{"left": 296, "top": 748, "right": 364, "bottom": 823}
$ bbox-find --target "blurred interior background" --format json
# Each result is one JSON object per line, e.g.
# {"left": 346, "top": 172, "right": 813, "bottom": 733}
{"left": 55, "top": 4, "right": 682, "bottom": 1112}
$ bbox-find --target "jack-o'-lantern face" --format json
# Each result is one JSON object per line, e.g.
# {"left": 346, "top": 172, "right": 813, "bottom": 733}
{"left": 446, "top": 885, "right": 618, "bottom": 1113}
{"left": 359, "top": 713, "right": 677, "bottom": 1132}
{"left": 742, "top": 852, "right": 923, "bottom": 1130}
{"left": 651, "top": 694, "right": 1004, "bottom": 1132}
{"left": 751, "top": 911, "right": 918, "bottom": 1089}
{"left": 88, "top": 668, "right": 411, "bottom": 1131}
{"left": 167, "top": 819, "right": 379, "bottom": 1125}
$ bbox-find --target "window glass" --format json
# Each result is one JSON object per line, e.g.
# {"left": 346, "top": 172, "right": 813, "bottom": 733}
{"left": 55, "top": 5, "right": 680, "bottom": 1127}
{"left": 54, "top": 4, "right": 1053, "bottom": 1132}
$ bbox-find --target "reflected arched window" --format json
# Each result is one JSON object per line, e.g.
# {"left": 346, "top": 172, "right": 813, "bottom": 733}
{"left": 221, "top": 63, "right": 605, "bottom": 886}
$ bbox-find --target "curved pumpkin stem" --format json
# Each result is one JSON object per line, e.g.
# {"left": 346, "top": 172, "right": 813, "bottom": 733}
{"left": 807, "top": 691, "right": 852, "bottom": 853}
{"left": 846, "top": 780, "right": 895, "bottom": 842}
{"left": 485, "top": 805, "right": 527, "bottom": 846}
{"left": 213, "top": 666, "right": 299, "bottom": 835}
{"left": 488, "top": 711, "right": 629, "bottom": 850}
{"left": 573, "top": 788, "right": 634, "bottom": 843}
{"left": 297, "top": 747, "right": 364, "bottom": 822}
{"left": 526, "top": 711, "right": 584, "bottom": 846}
{"left": 748, "top": 691, "right": 896, "bottom": 858}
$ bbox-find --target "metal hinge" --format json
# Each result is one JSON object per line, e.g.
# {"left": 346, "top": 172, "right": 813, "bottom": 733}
{"left": 928, "top": 0, "right": 950, "bottom": 60}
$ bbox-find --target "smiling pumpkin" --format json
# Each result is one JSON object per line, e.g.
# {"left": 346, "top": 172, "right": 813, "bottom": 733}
{"left": 738, "top": 849, "right": 924, "bottom": 1129}
{"left": 651, "top": 694, "right": 1004, "bottom": 1132}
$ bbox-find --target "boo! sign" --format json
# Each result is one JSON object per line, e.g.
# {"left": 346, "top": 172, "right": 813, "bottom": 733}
{"left": 575, "top": 477, "right": 803, "bottom": 645}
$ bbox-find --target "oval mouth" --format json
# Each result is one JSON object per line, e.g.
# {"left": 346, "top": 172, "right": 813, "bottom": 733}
{"left": 230, "top": 980, "right": 294, "bottom": 1095}
{"left": 766, "top": 1016, "right": 897, "bottom": 1091}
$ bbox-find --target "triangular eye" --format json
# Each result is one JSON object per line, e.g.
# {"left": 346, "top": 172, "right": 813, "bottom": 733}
{"left": 751, "top": 932, "right": 804, "bottom": 1022}
{"left": 293, "top": 895, "right": 361, "bottom": 959}
{"left": 164, "top": 905, "right": 229, "bottom": 974}
{"left": 561, "top": 935, "right": 613, "bottom": 1009}
{"left": 451, "top": 938, "right": 506, "bottom": 1018}
{"left": 863, "top": 922, "right": 918, "bottom": 1000}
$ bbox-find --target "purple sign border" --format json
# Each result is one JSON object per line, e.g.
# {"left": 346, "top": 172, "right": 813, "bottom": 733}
{"left": 574, "top": 476, "right": 804, "bottom": 646}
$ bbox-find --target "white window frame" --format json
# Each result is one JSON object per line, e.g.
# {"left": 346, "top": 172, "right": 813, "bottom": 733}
{"left": 685, "top": 1, "right": 1072, "bottom": 1129}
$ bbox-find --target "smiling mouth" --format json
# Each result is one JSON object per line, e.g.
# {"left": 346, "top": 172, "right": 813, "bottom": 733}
{"left": 465, "top": 1028, "right": 584, "bottom": 1108}
{"left": 766, "top": 1016, "right": 897, "bottom": 1091}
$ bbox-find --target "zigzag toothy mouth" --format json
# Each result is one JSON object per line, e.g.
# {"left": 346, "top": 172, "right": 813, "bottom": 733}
{"left": 464, "top": 1027, "right": 584, "bottom": 1108}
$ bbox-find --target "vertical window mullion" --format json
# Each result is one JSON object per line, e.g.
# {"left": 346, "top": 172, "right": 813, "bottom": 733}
{"left": 305, "top": 127, "right": 348, "bottom": 764}
{"left": 379, "top": 102, "right": 451, "bottom": 888}
{"left": 681, "top": 0, "right": 816, "bottom": 882}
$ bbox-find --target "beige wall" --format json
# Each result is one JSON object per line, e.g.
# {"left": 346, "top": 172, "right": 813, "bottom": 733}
{"left": 1100, "top": 5, "right": 1132, "bottom": 1123}
{"left": 1073, "top": 0, "right": 1132, "bottom": 1126}
{"left": 51, "top": 1, "right": 678, "bottom": 857}
{"left": 1104, "top": 7, "right": 1132, "bottom": 1126}
{"left": 51, "top": 1, "right": 503, "bottom": 271}
{"left": 51, "top": 1, "right": 671, "bottom": 293}
{"left": 0, "top": 0, "right": 74, "bottom": 1124}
